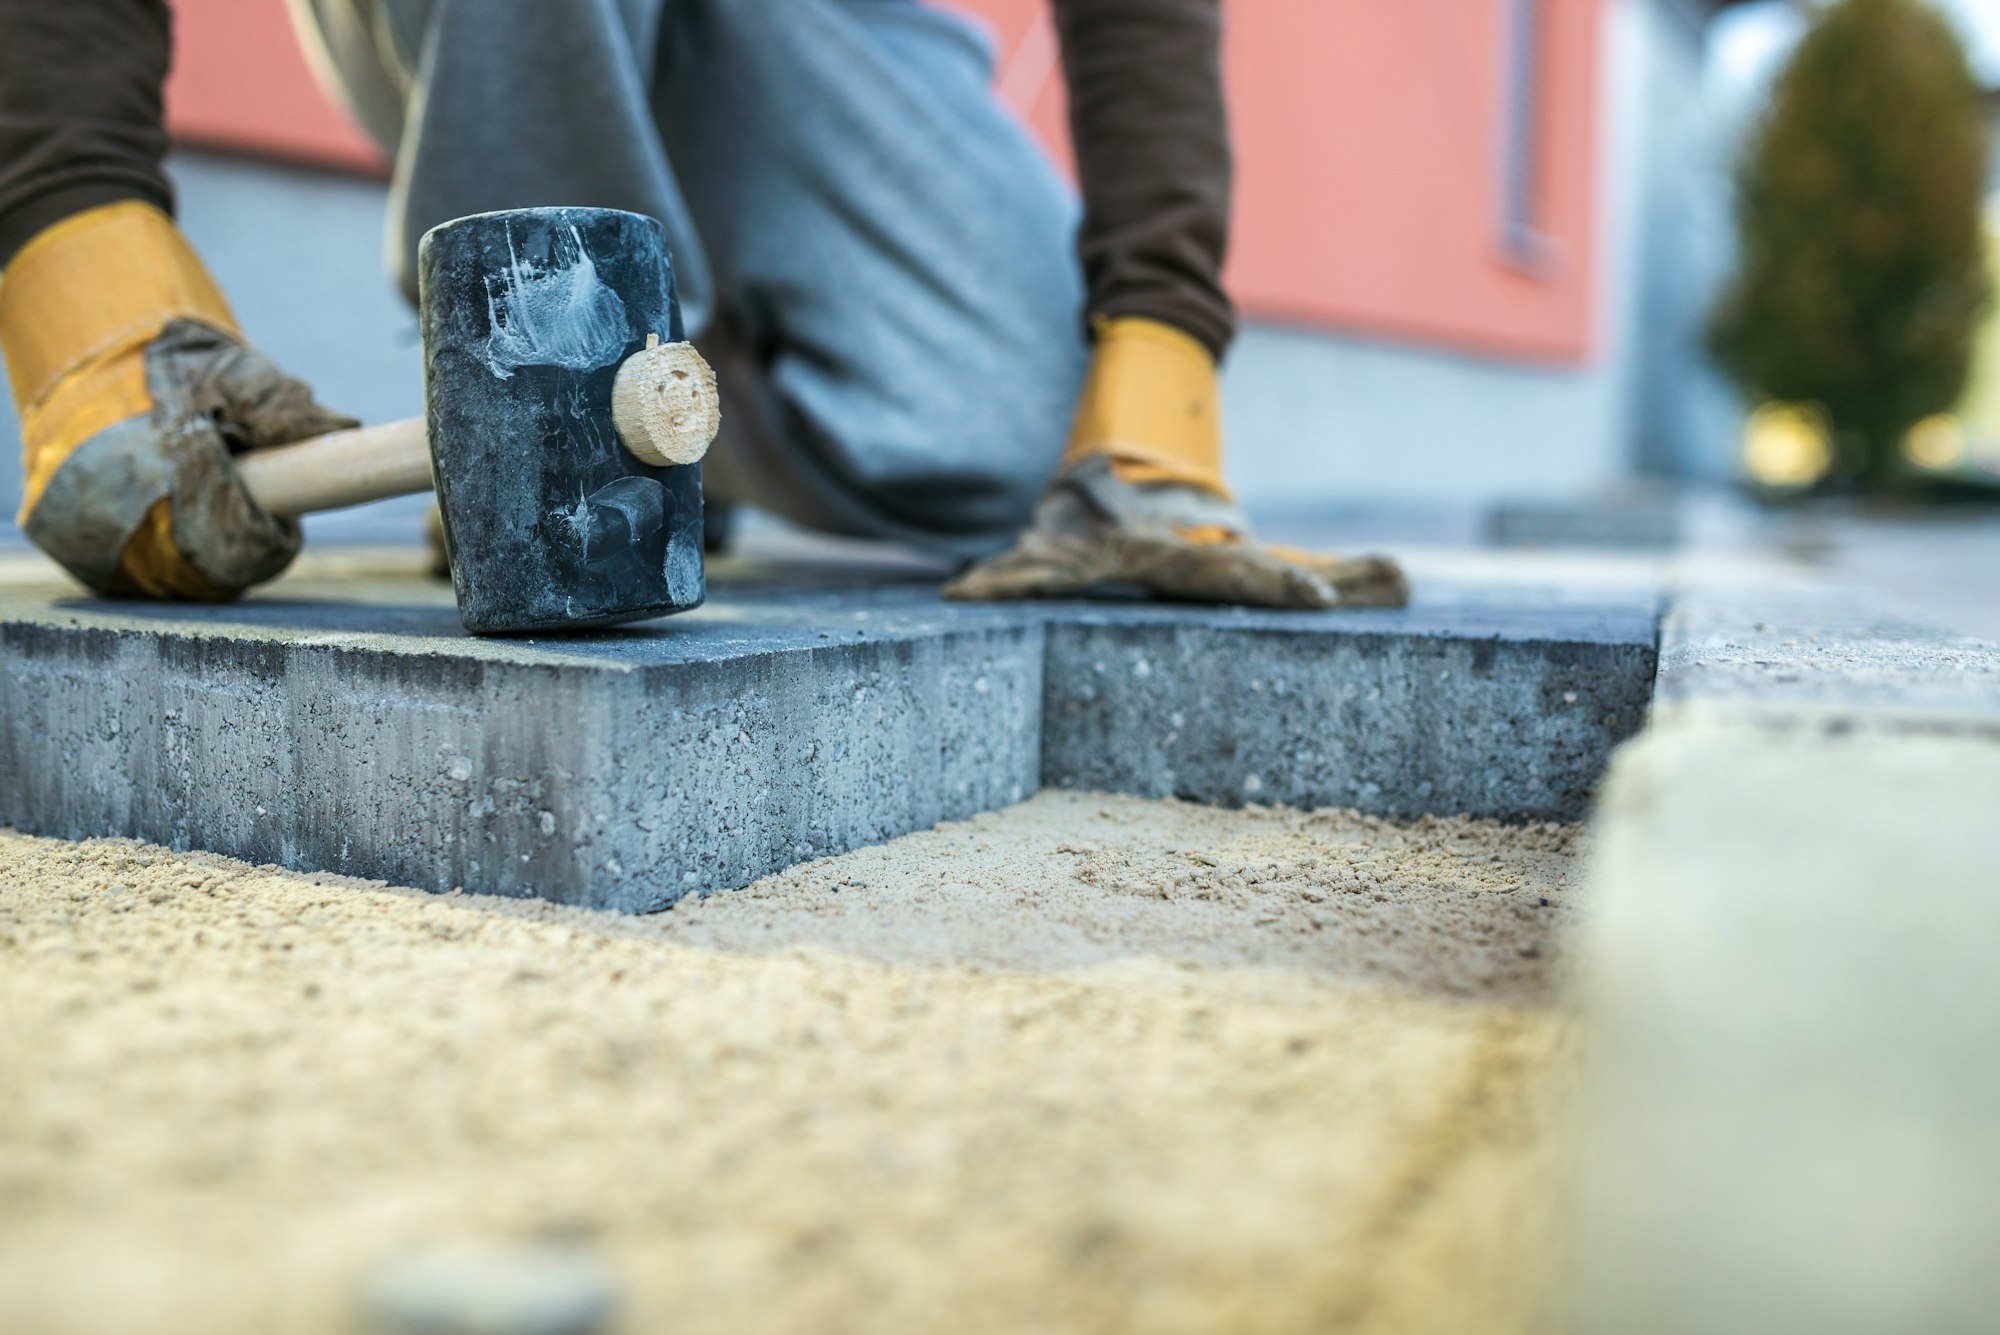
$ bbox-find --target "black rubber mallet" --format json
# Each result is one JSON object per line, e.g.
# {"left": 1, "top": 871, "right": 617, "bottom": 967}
{"left": 232, "top": 206, "right": 717, "bottom": 634}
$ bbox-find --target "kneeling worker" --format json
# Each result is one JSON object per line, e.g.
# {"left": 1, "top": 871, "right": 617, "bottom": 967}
{"left": 0, "top": 0, "right": 1405, "bottom": 610}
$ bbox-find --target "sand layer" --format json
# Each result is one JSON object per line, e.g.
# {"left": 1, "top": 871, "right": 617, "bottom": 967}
{"left": 0, "top": 792, "right": 1578, "bottom": 1335}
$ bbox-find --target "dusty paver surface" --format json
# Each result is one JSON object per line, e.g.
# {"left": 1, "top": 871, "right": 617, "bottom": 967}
{"left": 0, "top": 791, "right": 1580, "bottom": 1335}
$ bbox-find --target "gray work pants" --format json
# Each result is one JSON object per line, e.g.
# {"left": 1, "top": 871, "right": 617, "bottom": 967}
{"left": 295, "top": 0, "right": 1085, "bottom": 552}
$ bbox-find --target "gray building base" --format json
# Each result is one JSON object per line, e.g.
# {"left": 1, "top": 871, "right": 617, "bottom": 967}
{"left": 0, "top": 571, "right": 1658, "bottom": 912}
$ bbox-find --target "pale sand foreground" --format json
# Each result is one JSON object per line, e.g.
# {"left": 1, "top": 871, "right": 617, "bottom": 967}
{"left": 0, "top": 791, "right": 1579, "bottom": 1335}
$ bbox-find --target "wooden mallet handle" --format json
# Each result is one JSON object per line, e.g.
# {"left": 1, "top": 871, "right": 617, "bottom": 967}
{"left": 234, "top": 417, "right": 432, "bottom": 519}
{"left": 232, "top": 340, "right": 719, "bottom": 519}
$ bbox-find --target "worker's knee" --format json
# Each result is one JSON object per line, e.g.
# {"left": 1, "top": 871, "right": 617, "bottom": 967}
{"left": 777, "top": 284, "right": 1088, "bottom": 539}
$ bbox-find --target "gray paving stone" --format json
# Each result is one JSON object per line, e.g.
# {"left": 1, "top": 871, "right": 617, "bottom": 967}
{"left": 1575, "top": 565, "right": 2000, "bottom": 1331}
{"left": 1576, "top": 722, "right": 2000, "bottom": 1334}
{"left": 1485, "top": 493, "right": 1686, "bottom": 550}
{"left": 1481, "top": 487, "right": 1767, "bottom": 554}
{"left": 1040, "top": 598, "right": 1659, "bottom": 821}
{"left": 0, "top": 568, "right": 1662, "bottom": 906}
{"left": 1655, "top": 575, "right": 2000, "bottom": 730}
{"left": 0, "top": 583, "right": 1044, "bottom": 912}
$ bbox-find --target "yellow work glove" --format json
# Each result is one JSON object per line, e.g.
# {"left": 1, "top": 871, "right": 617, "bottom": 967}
{"left": 945, "top": 316, "right": 1408, "bottom": 609}
{"left": 0, "top": 201, "right": 354, "bottom": 598}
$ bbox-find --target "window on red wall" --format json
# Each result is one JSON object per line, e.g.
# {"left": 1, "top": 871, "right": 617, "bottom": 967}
{"left": 164, "top": 0, "right": 1601, "bottom": 366}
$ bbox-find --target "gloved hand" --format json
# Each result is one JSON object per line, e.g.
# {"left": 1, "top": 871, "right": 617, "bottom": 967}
{"left": 945, "top": 316, "right": 1407, "bottom": 609}
{"left": 1, "top": 202, "right": 354, "bottom": 599}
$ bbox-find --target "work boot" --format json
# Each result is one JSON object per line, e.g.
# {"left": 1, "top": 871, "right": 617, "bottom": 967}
{"left": 0, "top": 202, "right": 354, "bottom": 598}
{"left": 946, "top": 317, "right": 1407, "bottom": 609}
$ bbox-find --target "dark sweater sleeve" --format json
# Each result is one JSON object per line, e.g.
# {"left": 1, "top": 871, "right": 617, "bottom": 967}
{"left": 0, "top": 0, "right": 175, "bottom": 266}
{"left": 1050, "top": 0, "right": 1235, "bottom": 361}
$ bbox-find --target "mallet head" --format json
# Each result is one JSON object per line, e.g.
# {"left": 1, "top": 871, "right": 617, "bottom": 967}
{"left": 418, "top": 206, "right": 713, "bottom": 634}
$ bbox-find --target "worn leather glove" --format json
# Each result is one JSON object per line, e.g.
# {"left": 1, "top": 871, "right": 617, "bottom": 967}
{"left": 945, "top": 456, "right": 1409, "bottom": 607}
{"left": 945, "top": 316, "right": 1408, "bottom": 609}
{"left": 1, "top": 202, "right": 354, "bottom": 599}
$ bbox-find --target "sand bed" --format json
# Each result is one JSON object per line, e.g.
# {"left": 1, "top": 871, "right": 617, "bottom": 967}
{"left": 0, "top": 792, "right": 1579, "bottom": 1334}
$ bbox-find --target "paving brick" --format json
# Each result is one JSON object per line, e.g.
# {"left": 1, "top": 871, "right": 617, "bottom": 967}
{"left": 0, "top": 568, "right": 1662, "bottom": 906}
{"left": 1576, "top": 722, "right": 2000, "bottom": 1334}
{"left": 1653, "top": 576, "right": 2000, "bottom": 729}
{"left": 1041, "top": 599, "right": 1658, "bottom": 821}
{"left": 1575, "top": 574, "right": 2000, "bottom": 1331}
{"left": 0, "top": 583, "right": 1044, "bottom": 912}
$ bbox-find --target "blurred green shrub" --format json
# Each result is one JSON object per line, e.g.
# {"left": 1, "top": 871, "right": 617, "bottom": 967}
{"left": 1710, "top": 0, "right": 1991, "bottom": 488}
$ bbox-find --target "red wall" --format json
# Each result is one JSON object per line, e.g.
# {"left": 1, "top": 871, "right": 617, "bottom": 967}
{"left": 958, "top": 0, "right": 1605, "bottom": 365}
{"left": 163, "top": 0, "right": 385, "bottom": 173}
{"left": 163, "top": 0, "right": 1604, "bottom": 365}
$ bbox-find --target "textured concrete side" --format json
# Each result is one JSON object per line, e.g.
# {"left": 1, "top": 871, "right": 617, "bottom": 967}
{"left": 1042, "top": 604, "right": 1658, "bottom": 821}
{"left": 1575, "top": 572, "right": 2000, "bottom": 1331}
{"left": 0, "top": 562, "right": 1663, "bottom": 908}
{"left": 605, "top": 625, "right": 1043, "bottom": 903}
{"left": 0, "top": 590, "right": 1043, "bottom": 912}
